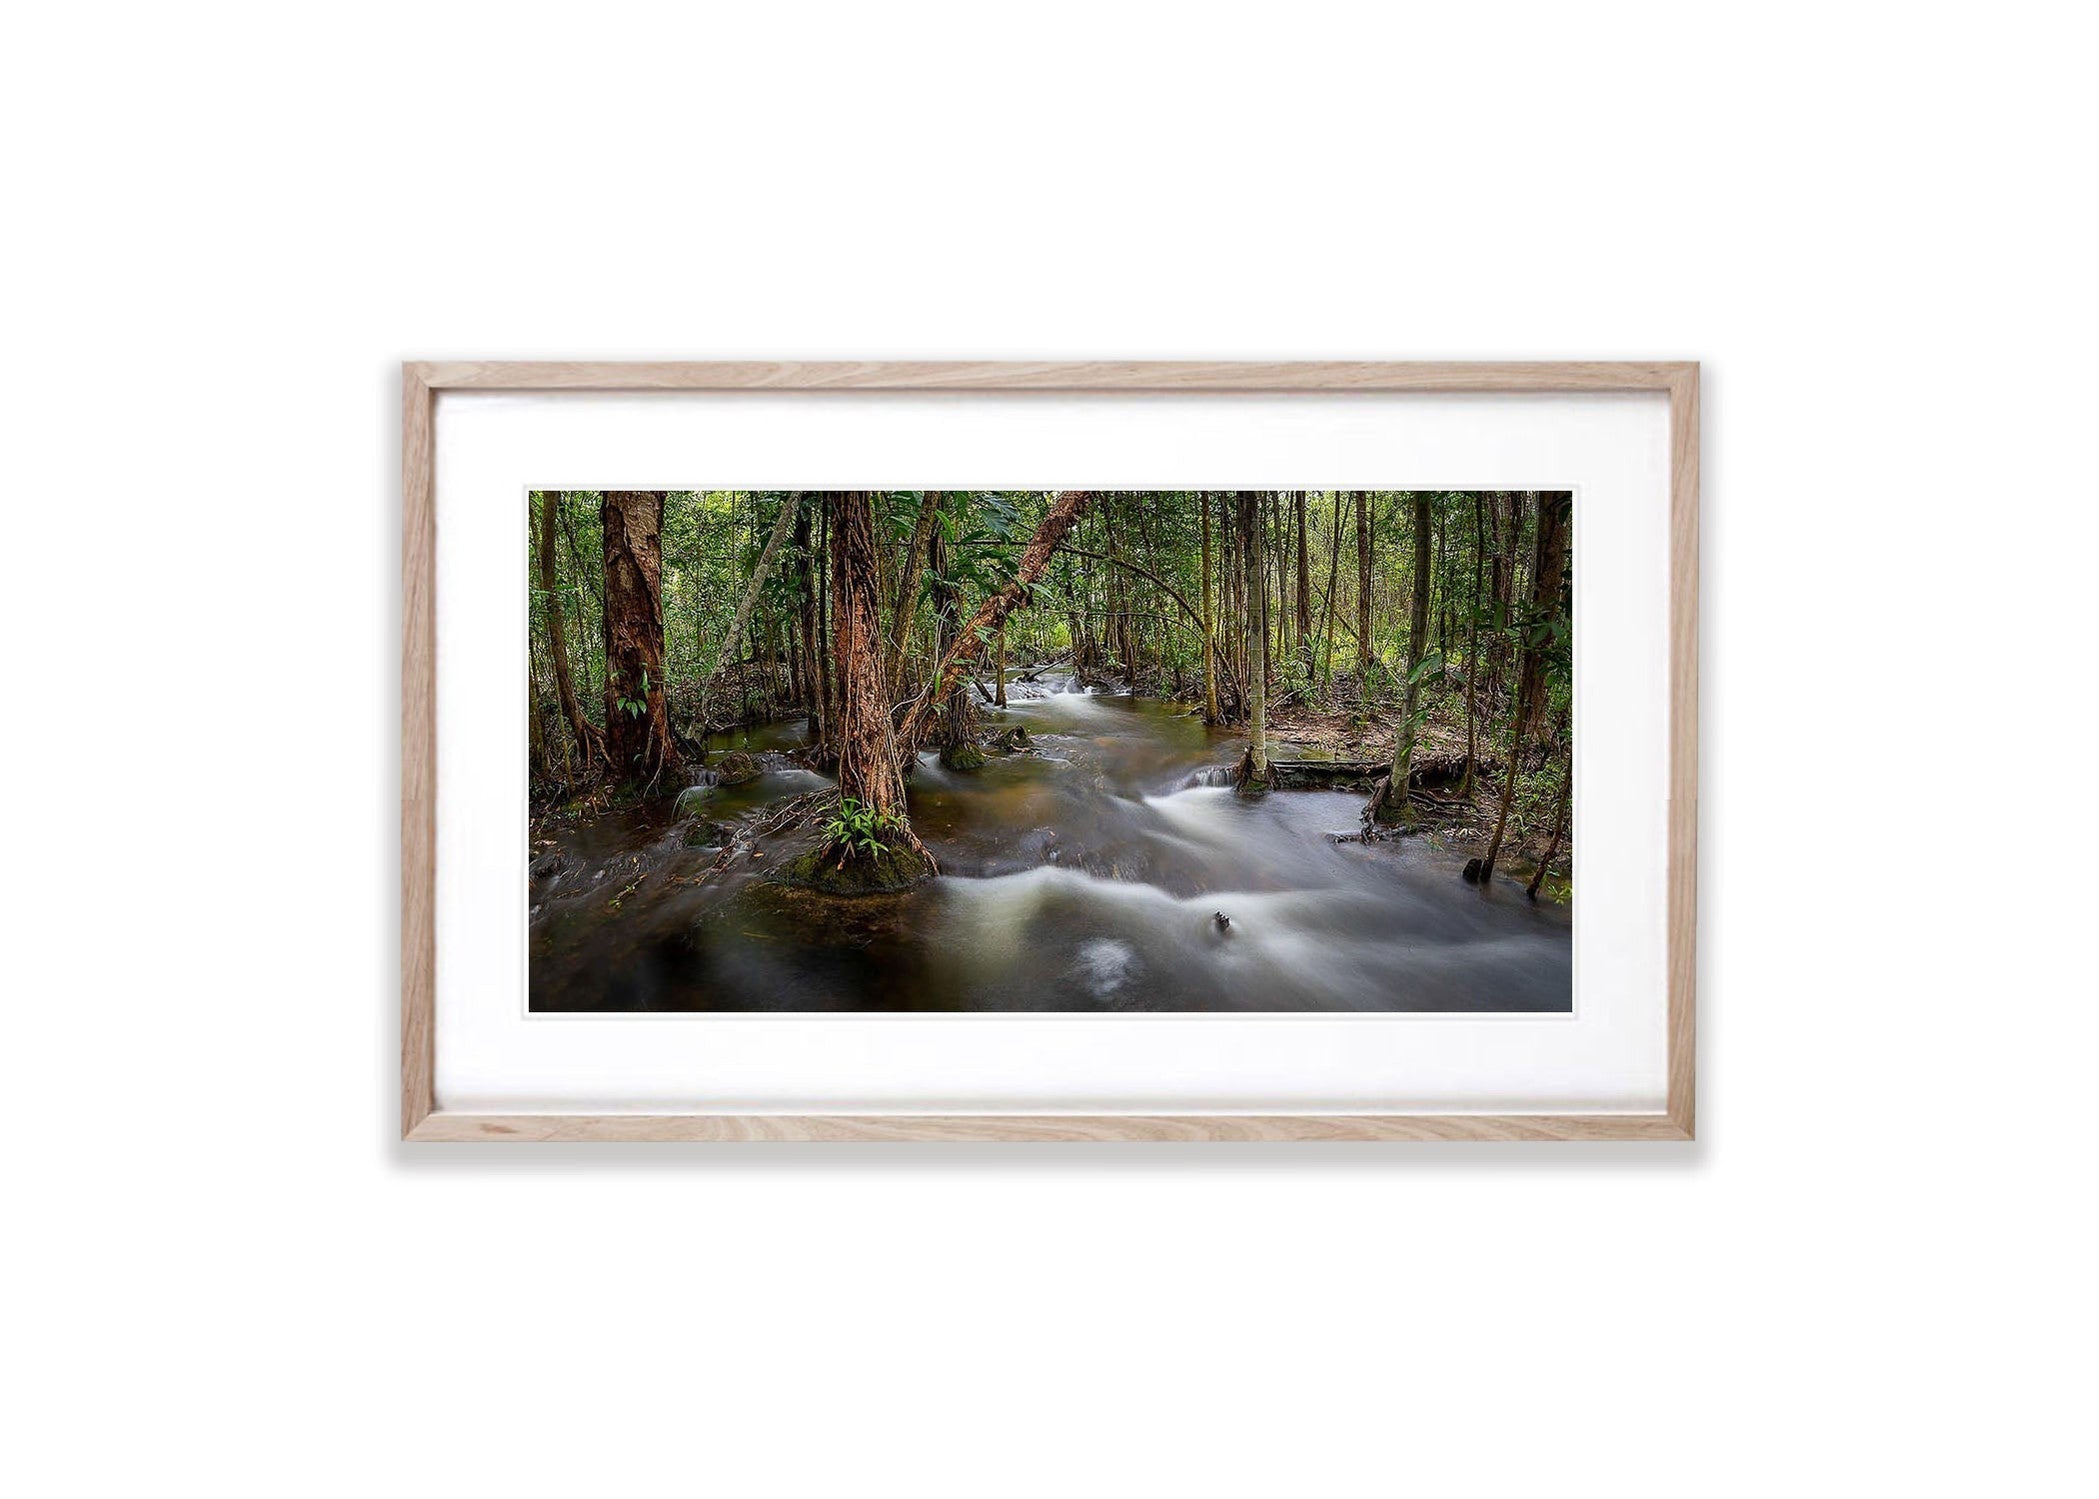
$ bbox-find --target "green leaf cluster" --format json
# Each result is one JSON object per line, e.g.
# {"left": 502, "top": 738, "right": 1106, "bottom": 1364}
{"left": 821, "top": 797, "right": 905, "bottom": 861}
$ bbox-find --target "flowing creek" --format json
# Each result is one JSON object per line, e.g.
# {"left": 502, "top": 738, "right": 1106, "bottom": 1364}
{"left": 529, "top": 673, "right": 1571, "bottom": 1012}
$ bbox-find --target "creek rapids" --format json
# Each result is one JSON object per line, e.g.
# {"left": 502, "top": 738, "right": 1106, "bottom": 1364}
{"left": 529, "top": 672, "right": 1571, "bottom": 1013}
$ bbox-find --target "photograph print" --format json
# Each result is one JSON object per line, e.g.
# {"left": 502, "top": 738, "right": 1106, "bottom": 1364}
{"left": 527, "top": 491, "right": 1573, "bottom": 1013}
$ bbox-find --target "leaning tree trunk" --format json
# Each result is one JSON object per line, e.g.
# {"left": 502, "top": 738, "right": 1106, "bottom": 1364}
{"left": 599, "top": 490, "right": 683, "bottom": 792}
{"left": 1238, "top": 491, "right": 1271, "bottom": 793}
{"left": 537, "top": 491, "right": 605, "bottom": 771}
{"left": 896, "top": 491, "right": 1093, "bottom": 758}
{"left": 1375, "top": 492, "right": 1436, "bottom": 824}
{"left": 702, "top": 491, "right": 802, "bottom": 717}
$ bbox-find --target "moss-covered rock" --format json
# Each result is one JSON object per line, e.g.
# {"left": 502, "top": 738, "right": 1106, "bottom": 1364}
{"left": 940, "top": 739, "right": 987, "bottom": 771}
{"left": 713, "top": 750, "right": 761, "bottom": 786}
{"left": 776, "top": 838, "right": 937, "bottom": 894}
{"left": 681, "top": 820, "right": 732, "bottom": 849}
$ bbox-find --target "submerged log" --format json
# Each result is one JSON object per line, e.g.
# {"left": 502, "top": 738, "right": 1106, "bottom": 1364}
{"left": 1265, "top": 759, "right": 1389, "bottom": 791}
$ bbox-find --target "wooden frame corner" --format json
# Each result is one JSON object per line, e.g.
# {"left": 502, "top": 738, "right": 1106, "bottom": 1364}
{"left": 401, "top": 362, "right": 1698, "bottom": 1143}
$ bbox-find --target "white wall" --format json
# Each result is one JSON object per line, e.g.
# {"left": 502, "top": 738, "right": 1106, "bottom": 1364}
{"left": 9, "top": 4, "right": 2091, "bottom": 1496}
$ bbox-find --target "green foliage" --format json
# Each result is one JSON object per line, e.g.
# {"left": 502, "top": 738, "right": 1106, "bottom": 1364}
{"left": 821, "top": 797, "right": 905, "bottom": 860}
{"left": 613, "top": 667, "right": 651, "bottom": 720}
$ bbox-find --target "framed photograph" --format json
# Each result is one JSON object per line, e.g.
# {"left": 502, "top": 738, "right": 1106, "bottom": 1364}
{"left": 402, "top": 362, "right": 1697, "bottom": 1140}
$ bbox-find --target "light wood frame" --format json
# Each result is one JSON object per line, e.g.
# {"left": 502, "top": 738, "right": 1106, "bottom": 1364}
{"left": 402, "top": 361, "right": 1698, "bottom": 1142}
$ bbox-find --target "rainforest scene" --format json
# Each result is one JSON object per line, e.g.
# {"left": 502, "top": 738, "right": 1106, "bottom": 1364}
{"left": 528, "top": 491, "right": 1573, "bottom": 1012}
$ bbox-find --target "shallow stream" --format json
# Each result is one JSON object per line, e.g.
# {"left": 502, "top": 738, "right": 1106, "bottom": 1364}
{"left": 529, "top": 673, "right": 1571, "bottom": 1012}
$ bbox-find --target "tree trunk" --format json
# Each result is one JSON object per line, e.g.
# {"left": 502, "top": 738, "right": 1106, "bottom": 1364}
{"left": 779, "top": 495, "right": 934, "bottom": 889}
{"left": 887, "top": 491, "right": 942, "bottom": 695}
{"left": 1377, "top": 492, "right": 1435, "bottom": 824}
{"left": 1475, "top": 685, "right": 1526, "bottom": 885}
{"left": 794, "top": 500, "right": 829, "bottom": 749}
{"left": 527, "top": 642, "right": 551, "bottom": 780}
{"left": 1238, "top": 491, "right": 1271, "bottom": 792}
{"left": 557, "top": 502, "right": 606, "bottom": 710}
{"left": 702, "top": 491, "right": 802, "bottom": 717}
{"left": 896, "top": 492, "right": 1094, "bottom": 757}
{"left": 1487, "top": 490, "right": 1518, "bottom": 701}
{"left": 1322, "top": 490, "right": 1343, "bottom": 681}
{"left": 1355, "top": 490, "right": 1372, "bottom": 677}
{"left": 1527, "top": 744, "right": 1573, "bottom": 901}
{"left": 1261, "top": 498, "right": 1274, "bottom": 674}
{"left": 1223, "top": 499, "right": 1242, "bottom": 718}
{"left": 1517, "top": 490, "right": 1573, "bottom": 753}
{"left": 599, "top": 491, "right": 682, "bottom": 791}
{"left": 537, "top": 491, "right": 604, "bottom": 770}
{"left": 1474, "top": 494, "right": 1537, "bottom": 884}
{"left": 1201, "top": 491, "right": 1219, "bottom": 723}
{"left": 834, "top": 498, "right": 916, "bottom": 823}
{"left": 1460, "top": 491, "right": 1486, "bottom": 800}
{"left": 1294, "top": 490, "right": 1311, "bottom": 658}
{"left": 928, "top": 499, "right": 985, "bottom": 770}
{"left": 994, "top": 619, "right": 1007, "bottom": 707}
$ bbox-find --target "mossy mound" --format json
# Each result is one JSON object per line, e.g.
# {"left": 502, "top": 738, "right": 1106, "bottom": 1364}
{"left": 712, "top": 751, "right": 761, "bottom": 785}
{"left": 940, "top": 740, "right": 987, "bottom": 772}
{"left": 989, "top": 726, "right": 1031, "bottom": 753}
{"left": 776, "top": 839, "right": 937, "bottom": 895}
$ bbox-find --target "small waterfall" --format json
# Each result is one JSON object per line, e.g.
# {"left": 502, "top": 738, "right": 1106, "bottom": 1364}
{"left": 1184, "top": 766, "right": 1237, "bottom": 789}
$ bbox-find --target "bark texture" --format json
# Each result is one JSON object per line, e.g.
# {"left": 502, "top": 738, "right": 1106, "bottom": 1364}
{"left": 780, "top": 495, "right": 937, "bottom": 891}
{"left": 830, "top": 495, "right": 915, "bottom": 825}
{"left": 600, "top": 490, "right": 683, "bottom": 790}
